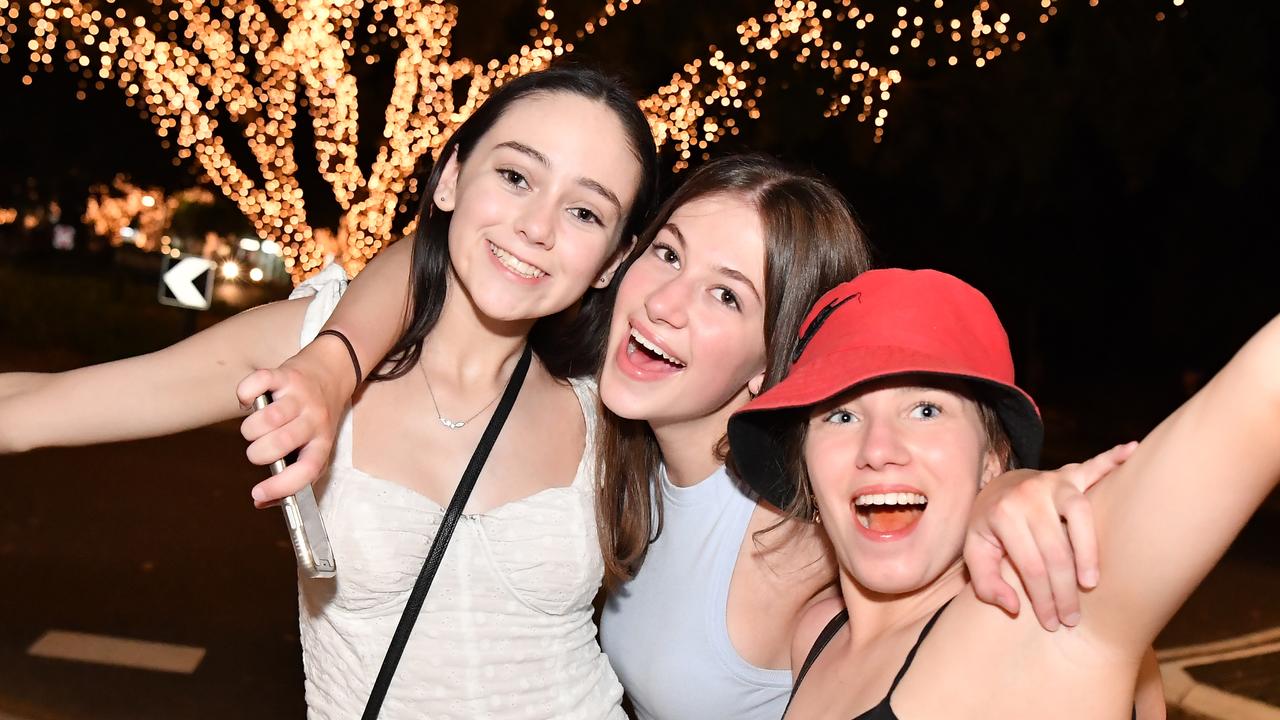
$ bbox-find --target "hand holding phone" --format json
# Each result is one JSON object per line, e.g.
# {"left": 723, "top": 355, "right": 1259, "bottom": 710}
{"left": 253, "top": 393, "right": 337, "bottom": 579}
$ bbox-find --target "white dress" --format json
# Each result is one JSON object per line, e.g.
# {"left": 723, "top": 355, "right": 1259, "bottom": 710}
{"left": 290, "top": 266, "right": 625, "bottom": 719}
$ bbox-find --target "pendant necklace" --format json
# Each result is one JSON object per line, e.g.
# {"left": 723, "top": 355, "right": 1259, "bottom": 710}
{"left": 420, "top": 355, "right": 516, "bottom": 430}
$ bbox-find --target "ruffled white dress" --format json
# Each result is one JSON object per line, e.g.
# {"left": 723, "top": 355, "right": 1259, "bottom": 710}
{"left": 289, "top": 265, "right": 625, "bottom": 719}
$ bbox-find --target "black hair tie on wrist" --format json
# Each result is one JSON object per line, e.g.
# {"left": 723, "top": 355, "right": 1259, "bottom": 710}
{"left": 315, "top": 329, "right": 363, "bottom": 386}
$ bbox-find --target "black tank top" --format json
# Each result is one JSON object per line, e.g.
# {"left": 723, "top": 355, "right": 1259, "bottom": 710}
{"left": 784, "top": 600, "right": 948, "bottom": 720}
{"left": 784, "top": 599, "right": 1136, "bottom": 720}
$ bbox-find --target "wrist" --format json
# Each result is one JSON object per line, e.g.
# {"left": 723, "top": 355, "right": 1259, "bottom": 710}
{"left": 299, "top": 333, "right": 360, "bottom": 397}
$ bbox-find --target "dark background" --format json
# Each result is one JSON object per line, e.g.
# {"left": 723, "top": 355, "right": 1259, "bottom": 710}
{"left": 0, "top": 3, "right": 1277, "bottom": 718}
{"left": 3, "top": 1, "right": 1274, "bottom": 460}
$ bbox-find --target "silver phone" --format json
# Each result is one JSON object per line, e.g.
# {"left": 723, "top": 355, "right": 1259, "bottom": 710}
{"left": 253, "top": 393, "right": 337, "bottom": 579}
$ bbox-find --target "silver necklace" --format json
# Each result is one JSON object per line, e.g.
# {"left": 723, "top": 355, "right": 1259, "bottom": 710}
{"left": 419, "top": 359, "right": 507, "bottom": 430}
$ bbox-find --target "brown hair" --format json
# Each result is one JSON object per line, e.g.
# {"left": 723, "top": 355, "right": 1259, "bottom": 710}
{"left": 773, "top": 384, "right": 1019, "bottom": 526}
{"left": 596, "top": 154, "right": 873, "bottom": 589}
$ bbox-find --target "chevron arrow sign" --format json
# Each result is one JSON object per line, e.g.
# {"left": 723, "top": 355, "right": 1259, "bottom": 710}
{"left": 158, "top": 255, "right": 216, "bottom": 310}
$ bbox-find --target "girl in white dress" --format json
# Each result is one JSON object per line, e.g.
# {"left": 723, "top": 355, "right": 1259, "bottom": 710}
{"left": 0, "top": 65, "right": 659, "bottom": 719}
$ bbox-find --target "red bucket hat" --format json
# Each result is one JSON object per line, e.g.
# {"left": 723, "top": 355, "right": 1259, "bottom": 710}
{"left": 727, "top": 268, "right": 1044, "bottom": 511}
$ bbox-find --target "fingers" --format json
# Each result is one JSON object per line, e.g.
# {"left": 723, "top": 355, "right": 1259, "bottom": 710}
{"left": 1026, "top": 505, "right": 1082, "bottom": 628}
{"left": 991, "top": 510, "right": 1063, "bottom": 631}
{"left": 1057, "top": 485, "right": 1101, "bottom": 589}
{"left": 964, "top": 533, "right": 1021, "bottom": 616}
{"left": 250, "top": 441, "right": 330, "bottom": 505}
{"left": 235, "top": 368, "right": 280, "bottom": 410}
{"left": 240, "top": 392, "right": 301, "bottom": 443}
{"left": 1065, "top": 442, "right": 1140, "bottom": 492}
{"left": 245, "top": 412, "right": 322, "bottom": 466}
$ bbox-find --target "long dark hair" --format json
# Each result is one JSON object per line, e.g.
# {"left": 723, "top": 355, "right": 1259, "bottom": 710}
{"left": 597, "top": 153, "right": 874, "bottom": 589}
{"left": 371, "top": 64, "right": 660, "bottom": 382}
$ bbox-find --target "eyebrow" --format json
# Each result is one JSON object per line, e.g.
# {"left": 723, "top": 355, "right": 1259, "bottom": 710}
{"left": 495, "top": 140, "right": 622, "bottom": 214}
{"left": 716, "top": 266, "right": 761, "bottom": 301}
{"left": 661, "top": 222, "right": 761, "bottom": 302}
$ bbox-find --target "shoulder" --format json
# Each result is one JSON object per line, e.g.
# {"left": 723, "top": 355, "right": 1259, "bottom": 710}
{"left": 745, "top": 503, "right": 838, "bottom": 588}
{"left": 563, "top": 374, "right": 601, "bottom": 427}
{"left": 791, "top": 595, "right": 846, "bottom": 679}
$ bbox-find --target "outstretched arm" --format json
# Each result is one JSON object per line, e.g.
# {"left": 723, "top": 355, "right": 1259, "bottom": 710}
{"left": 236, "top": 239, "right": 413, "bottom": 502}
{"left": 0, "top": 298, "right": 309, "bottom": 454}
{"left": 1081, "top": 314, "right": 1280, "bottom": 652}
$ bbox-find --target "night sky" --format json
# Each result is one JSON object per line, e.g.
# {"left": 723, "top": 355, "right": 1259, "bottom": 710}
{"left": 2, "top": 0, "right": 1276, "bottom": 440}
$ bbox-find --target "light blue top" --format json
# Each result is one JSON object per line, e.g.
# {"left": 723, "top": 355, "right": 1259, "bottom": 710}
{"left": 600, "top": 465, "right": 793, "bottom": 720}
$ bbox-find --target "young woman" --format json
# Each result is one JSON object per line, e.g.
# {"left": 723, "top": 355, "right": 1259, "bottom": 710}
{"left": 246, "top": 154, "right": 1154, "bottom": 718}
{"left": 727, "top": 268, "right": 1279, "bottom": 719}
{"left": 0, "top": 65, "right": 659, "bottom": 718}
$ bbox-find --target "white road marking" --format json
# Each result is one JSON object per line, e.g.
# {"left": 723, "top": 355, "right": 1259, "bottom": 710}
{"left": 27, "top": 630, "right": 205, "bottom": 674}
{"left": 1159, "top": 626, "right": 1280, "bottom": 720}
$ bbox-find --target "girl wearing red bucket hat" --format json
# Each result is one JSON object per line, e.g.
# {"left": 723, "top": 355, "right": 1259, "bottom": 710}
{"left": 728, "top": 269, "right": 1280, "bottom": 720}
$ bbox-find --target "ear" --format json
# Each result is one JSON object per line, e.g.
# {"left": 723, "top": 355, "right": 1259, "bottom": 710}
{"left": 592, "top": 233, "right": 637, "bottom": 289}
{"left": 433, "top": 147, "right": 461, "bottom": 213}
{"left": 747, "top": 368, "right": 766, "bottom": 398}
{"left": 978, "top": 448, "right": 1004, "bottom": 490}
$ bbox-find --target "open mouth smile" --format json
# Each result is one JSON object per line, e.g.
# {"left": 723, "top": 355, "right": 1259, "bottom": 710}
{"left": 852, "top": 487, "right": 928, "bottom": 540}
{"left": 628, "top": 328, "right": 686, "bottom": 368}
{"left": 614, "top": 324, "right": 687, "bottom": 380}
{"left": 488, "top": 241, "right": 547, "bottom": 279}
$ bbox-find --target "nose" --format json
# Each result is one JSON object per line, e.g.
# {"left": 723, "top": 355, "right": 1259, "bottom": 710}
{"left": 854, "top": 416, "right": 910, "bottom": 471}
{"left": 644, "top": 274, "right": 690, "bottom": 330}
{"left": 514, "top": 194, "right": 557, "bottom": 249}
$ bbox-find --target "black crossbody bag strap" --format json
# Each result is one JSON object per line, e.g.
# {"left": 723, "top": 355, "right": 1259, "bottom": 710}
{"left": 361, "top": 343, "right": 533, "bottom": 720}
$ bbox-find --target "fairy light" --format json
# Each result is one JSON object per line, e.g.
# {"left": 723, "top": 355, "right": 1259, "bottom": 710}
{"left": 83, "top": 176, "right": 217, "bottom": 251}
{"left": 1, "top": 0, "right": 1185, "bottom": 280}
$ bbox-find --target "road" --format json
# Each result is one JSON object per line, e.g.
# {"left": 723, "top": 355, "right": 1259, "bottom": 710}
{"left": 0, "top": 426, "right": 1278, "bottom": 719}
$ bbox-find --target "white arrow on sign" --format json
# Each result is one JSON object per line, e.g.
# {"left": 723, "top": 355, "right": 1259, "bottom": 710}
{"left": 162, "top": 257, "right": 216, "bottom": 310}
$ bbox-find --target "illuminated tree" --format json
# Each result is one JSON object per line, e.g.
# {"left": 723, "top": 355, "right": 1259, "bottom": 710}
{"left": 0, "top": 0, "right": 1185, "bottom": 280}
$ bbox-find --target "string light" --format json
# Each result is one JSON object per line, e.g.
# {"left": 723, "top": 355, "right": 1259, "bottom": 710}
{"left": 82, "top": 176, "right": 215, "bottom": 251}
{"left": 0, "top": 0, "right": 1186, "bottom": 280}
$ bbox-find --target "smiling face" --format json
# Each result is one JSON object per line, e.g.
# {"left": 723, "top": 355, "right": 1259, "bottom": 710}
{"left": 433, "top": 92, "right": 643, "bottom": 324}
{"left": 803, "top": 377, "right": 1004, "bottom": 595}
{"left": 599, "top": 193, "right": 769, "bottom": 427}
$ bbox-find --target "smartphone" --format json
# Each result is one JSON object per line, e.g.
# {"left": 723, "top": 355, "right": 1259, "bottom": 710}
{"left": 253, "top": 393, "right": 337, "bottom": 579}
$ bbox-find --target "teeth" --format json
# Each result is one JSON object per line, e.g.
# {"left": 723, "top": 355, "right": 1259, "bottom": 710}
{"left": 854, "top": 492, "right": 928, "bottom": 507}
{"left": 489, "top": 242, "right": 545, "bottom": 279}
{"left": 629, "top": 329, "right": 686, "bottom": 367}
